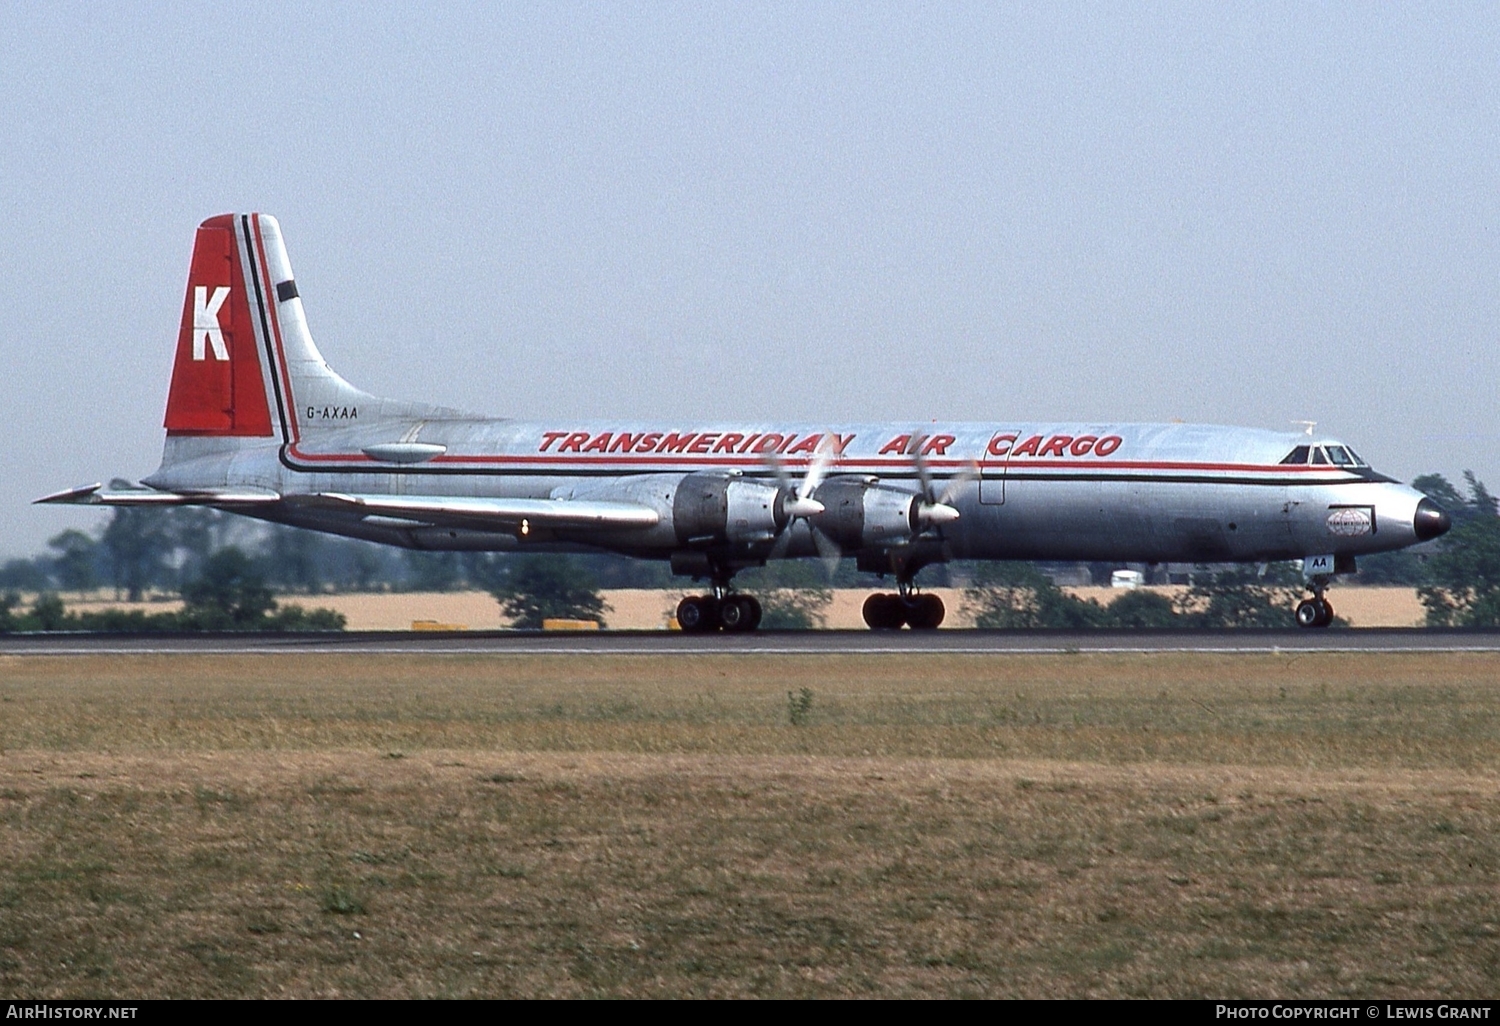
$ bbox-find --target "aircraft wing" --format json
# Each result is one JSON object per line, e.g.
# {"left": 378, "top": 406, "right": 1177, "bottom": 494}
{"left": 34, "top": 483, "right": 282, "bottom": 506}
{"left": 301, "top": 493, "right": 661, "bottom": 533}
{"left": 37, "top": 484, "right": 659, "bottom": 534}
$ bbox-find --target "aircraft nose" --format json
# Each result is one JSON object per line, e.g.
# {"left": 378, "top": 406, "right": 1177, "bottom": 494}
{"left": 1413, "top": 498, "right": 1451, "bottom": 541}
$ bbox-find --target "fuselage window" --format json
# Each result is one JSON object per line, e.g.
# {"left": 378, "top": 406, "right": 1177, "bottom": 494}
{"left": 1326, "top": 445, "right": 1353, "bottom": 466}
{"left": 1280, "top": 446, "right": 1310, "bottom": 465}
{"left": 1310, "top": 447, "right": 1329, "bottom": 464}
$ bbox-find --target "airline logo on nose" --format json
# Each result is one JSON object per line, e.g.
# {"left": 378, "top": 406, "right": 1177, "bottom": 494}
{"left": 192, "top": 285, "right": 231, "bottom": 361}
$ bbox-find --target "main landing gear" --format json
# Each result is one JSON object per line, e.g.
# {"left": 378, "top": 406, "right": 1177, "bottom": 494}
{"left": 862, "top": 583, "right": 945, "bottom": 631}
{"left": 1294, "top": 575, "right": 1335, "bottom": 629}
{"left": 677, "top": 592, "right": 763, "bottom": 633}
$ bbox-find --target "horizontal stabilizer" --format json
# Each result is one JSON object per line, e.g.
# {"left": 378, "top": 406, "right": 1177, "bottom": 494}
{"left": 34, "top": 483, "right": 281, "bottom": 506}
{"left": 304, "top": 493, "right": 660, "bottom": 533}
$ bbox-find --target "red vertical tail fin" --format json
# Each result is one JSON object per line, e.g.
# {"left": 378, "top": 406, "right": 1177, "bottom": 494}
{"left": 163, "top": 214, "right": 274, "bottom": 437}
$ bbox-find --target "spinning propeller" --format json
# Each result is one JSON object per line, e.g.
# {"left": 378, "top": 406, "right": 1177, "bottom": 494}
{"left": 904, "top": 435, "right": 977, "bottom": 531}
{"left": 761, "top": 432, "right": 980, "bottom": 578}
{"left": 764, "top": 435, "right": 843, "bottom": 575}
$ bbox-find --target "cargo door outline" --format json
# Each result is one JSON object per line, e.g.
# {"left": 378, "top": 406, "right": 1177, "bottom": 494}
{"left": 979, "top": 431, "right": 1019, "bottom": 505}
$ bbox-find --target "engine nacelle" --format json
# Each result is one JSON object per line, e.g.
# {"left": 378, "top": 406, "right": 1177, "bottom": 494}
{"left": 812, "top": 479, "right": 921, "bottom": 550}
{"left": 672, "top": 474, "right": 787, "bottom": 545}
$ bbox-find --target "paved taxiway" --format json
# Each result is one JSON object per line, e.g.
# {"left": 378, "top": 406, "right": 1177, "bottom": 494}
{"left": 4, "top": 628, "right": 1500, "bottom": 655}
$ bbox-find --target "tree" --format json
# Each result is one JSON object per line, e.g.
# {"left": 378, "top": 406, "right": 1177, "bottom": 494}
{"left": 962, "top": 562, "right": 1109, "bottom": 628}
{"left": 1355, "top": 549, "right": 1428, "bottom": 586}
{"left": 1420, "top": 518, "right": 1500, "bottom": 626}
{"left": 488, "top": 556, "right": 609, "bottom": 629}
{"left": 0, "top": 558, "right": 52, "bottom": 591}
{"left": 100, "top": 506, "right": 174, "bottom": 600}
{"left": 167, "top": 508, "right": 228, "bottom": 587}
{"left": 47, "top": 529, "right": 98, "bottom": 592}
{"left": 1413, "top": 473, "right": 1468, "bottom": 519}
{"left": 1413, "top": 472, "right": 1493, "bottom": 528}
{"left": 737, "top": 561, "right": 833, "bottom": 629}
{"left": 1414, "top": 471, "right": 1500, "bottom": 626}
{"left": 1104, "top": 589, "right": 1181, "bottom": 627}
{"left": 1178, "top": 565, "right": 1304, "bottom": 628}
{"left": 180, "top": 547, "right": 277, "bottom": 628}
{"left": 403, "top": 550, "right": 463, "bottom": 592}
{"left": 261, "top": 525, "right": 325, "bottom": 593}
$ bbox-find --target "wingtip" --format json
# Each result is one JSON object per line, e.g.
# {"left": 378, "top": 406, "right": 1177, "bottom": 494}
{"left": 33, "top": 483, "right": 102, "bottom": 505}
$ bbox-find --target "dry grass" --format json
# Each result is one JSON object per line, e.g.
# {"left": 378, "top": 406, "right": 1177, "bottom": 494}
{"left": 0, "top": 653, "right": 1497, "bottom": 997}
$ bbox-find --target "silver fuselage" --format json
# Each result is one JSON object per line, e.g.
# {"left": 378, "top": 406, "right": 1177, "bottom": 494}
{"left": 146, "top": 418, "right": 1429, "bottom": 567}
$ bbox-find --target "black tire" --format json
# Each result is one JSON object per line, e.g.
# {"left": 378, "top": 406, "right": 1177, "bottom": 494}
{"left": 744, "top": 595, "right": 763, "bottom": 631}
{"left": 1295, "top": 599, "right": 1322, "bottom": 628}
{"left": 862, "top": 593, "right": 905, "bottom": 630}
{"left": 906, "top": 594, "right": 945, "bottom": 630}
{"left": 677, "top": 595, "right": 721, "bottom": 632}
{"left": 719, "top": 595, "right": 754, "bottom": 632}
{"left": 1315, "top": 599, "right": 1334, "bottom": 628}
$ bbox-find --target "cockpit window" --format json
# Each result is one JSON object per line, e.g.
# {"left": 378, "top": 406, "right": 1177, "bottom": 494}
{"left": 1280, "top": 446, "right": 1310, "bottom": 465}
{"left": 1326, "top": 445, "right": 1353, "bottom": 466}
{"left": 1310, "top": 447, "right": 1329, "bottom": 464}
{"left": 1345, "top": 448, "right": 1365, "bottom": 466}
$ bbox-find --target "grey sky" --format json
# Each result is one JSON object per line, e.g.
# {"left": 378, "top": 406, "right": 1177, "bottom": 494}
{"left": 3, "top": 3, "right": 1497, "bottom": 556}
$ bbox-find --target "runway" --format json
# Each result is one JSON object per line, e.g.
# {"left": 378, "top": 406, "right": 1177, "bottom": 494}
{"left": 5, "top": 628, "right": 1500, "bottom": 655}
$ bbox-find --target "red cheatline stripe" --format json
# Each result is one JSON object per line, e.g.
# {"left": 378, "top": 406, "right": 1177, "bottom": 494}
{"left": 282, "top": 444, "right": 1356, "bottom": 476}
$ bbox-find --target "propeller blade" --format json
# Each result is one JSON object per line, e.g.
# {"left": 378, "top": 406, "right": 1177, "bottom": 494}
{"left": 905, "top": 434, "right": 935, "bottom": 502}
{"left": 768, "top": 521, "right": 795, "bottom": 561}
{"left": 765, "top": 447, "right": 828, "bottom": 528}
{"left": 760, "top": 450, "right": 794, "bottom": 493}
{"left": 936, "top": 460, "right": 980, "bottom": 506}
{"left": 811, "top": 525, "right": 843, "bottom": 579}
{"left": 801, "top": 433, "right": 837, "bottom": 498}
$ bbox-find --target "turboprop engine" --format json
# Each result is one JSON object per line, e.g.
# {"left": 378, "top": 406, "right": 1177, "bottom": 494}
{"left": 811, "top": 478, "right": 960, "bottom": 550}
{"left": 672, "top": 473, "right": 793, "bottom": 545}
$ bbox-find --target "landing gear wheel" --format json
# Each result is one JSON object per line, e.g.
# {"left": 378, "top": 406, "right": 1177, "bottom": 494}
{"left": 1295, "top": 598, "right": 1333, "bottom": 629}
{"left": 719, "top": 595, "right": 760, "bottom": 633}
{"left": 862, "top": 593, "right": 906, "bottom": 630}
{"left": 1294, "top": 599, "right": 1319, "bottom": 628}
{"left": 905, "top": 594, "right": 945, "bottom": 630}
{"left": 677, "top": 595, "right": 721, "bottom": 633}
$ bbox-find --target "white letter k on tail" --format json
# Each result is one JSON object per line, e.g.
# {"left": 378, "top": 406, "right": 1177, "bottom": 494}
{"left": 193, "top": 285, "right": 231, "bottom": 361}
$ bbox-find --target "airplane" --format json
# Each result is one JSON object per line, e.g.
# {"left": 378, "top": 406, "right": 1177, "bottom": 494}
{"left": 37, "top": 213, "right": 1451, "bottom": 631}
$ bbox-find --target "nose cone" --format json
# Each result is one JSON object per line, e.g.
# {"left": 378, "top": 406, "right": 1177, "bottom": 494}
{"left": 1414, "top": 498, "right": 1451, "bottom": 541}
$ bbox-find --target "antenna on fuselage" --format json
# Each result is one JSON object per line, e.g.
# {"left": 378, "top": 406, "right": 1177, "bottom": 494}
{"left": 1291, "top": 420, "right": 1317, "bottom": 436}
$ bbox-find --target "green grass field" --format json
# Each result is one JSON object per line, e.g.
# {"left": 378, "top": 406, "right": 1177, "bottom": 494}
{"left": 1, "top": 653, "right": 1496, "bottom": 997}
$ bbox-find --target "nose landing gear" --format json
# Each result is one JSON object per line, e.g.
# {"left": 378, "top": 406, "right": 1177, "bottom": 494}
{"left": 1294, "top": 573, "right": 1335, "bottom": 628}
{"left": 1294, "top": 596, "right": 1334, "bottom": 628}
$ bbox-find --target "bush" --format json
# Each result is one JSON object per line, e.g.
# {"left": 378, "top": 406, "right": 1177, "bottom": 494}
{"left": 1104, "top": 589, "right": 1181, "bottom": 628}
{"left": 1178, "top": 565, "right": 1304, "bottom": 628}
{"left": 962, "top": 563, "right": 1109, "bottom": 628}
{"left": 488, "top": 556, "right": 609, "bottom": 629}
